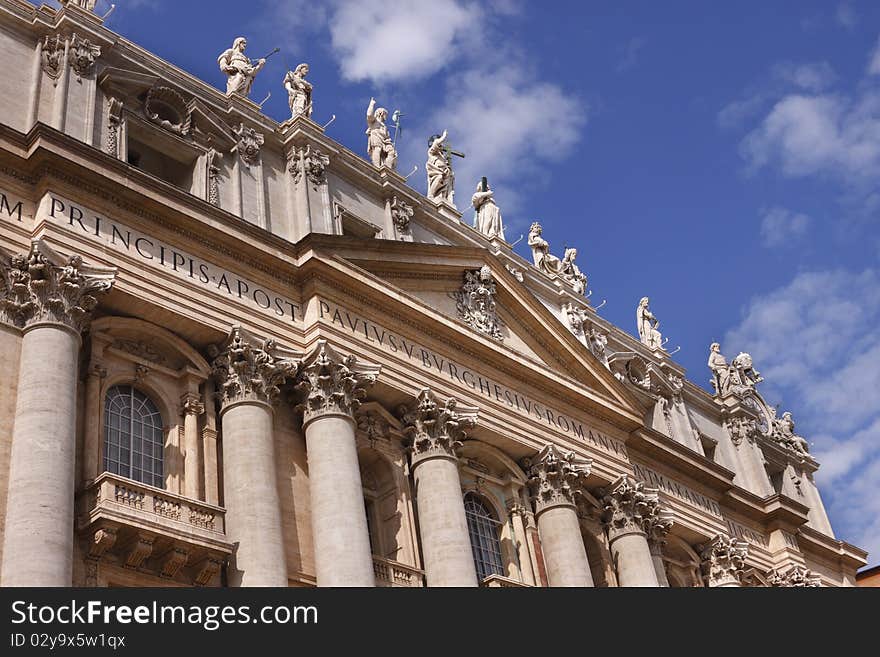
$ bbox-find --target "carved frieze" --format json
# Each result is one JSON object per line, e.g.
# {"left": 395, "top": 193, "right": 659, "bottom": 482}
{"left": 206, "top": 148, "right": 221, "bottom": 206}
{"left": 400, "top": 388, "right": 477, "bottom": 466}
{"left": 600, "top": 475, "right": 662, "bottom": 543}
{"left": 0, "top": 239, "right": 116, "bottom": 333}
{"left": 295, "top": 340, "right": 380, "bottom": 425}
{"left": 234, "top": 123, "right": 263, "bottom": 166}
{"left": 454, "top": 265, "right": 503, "bottom": 341}
{"left": 210, "top": 326, "right": 299, "bottom": 408}
{"left": 390, "top": 196, "right": 414, "bottom": 235}
{"left": 290, "top": 145, "right": 329, "bottom": 186}
{"left": 699, "top": 533, "right": 748, "bottom": 587}
{"left": 112, "top": 338, "right": 166, "bottom": 365}
{"left": 522, "top": 444, "right": 592, "bottom": 515}
{"left": 68, "top": 33, "right": 100, "bottom": 80}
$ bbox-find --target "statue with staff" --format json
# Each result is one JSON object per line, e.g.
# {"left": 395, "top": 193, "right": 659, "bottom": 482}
{"left": 365, "top": 97, "right": 398, "bottom": 169}
{"left": 217, "top": 37, "right": 278, "bottom": 98}
{"left": 426, "top": 130, "right": 464, "bottom": 207}
{"left": 472, "top": 176, "right": 505, "bottom": 240}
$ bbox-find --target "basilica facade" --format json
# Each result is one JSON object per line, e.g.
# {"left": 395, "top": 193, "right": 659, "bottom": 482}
{"left": 0, "top": 0, "right": 866, "bottom": 588}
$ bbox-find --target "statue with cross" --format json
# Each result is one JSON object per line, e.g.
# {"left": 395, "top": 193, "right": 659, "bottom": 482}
{"left": 426, "top": 130, "right": 464, "bottom": 207}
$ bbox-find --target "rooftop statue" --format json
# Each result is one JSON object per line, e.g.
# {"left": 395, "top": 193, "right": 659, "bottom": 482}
{"left": 527, "top": 222, "right": 587, "bottom": 294}
{"left": 636, "top": 296, "right": 663, "bottom": 350}
{"left": 60, "top": 0, "right": 97, "bottom": 10}
{"left": 472, "top": 178, "right": 505, "bottom": 240}
{"left": 426, "top": 131, "right": 454, "bottom": 205}
{"left": 284, "top": 63, "right": 313, "bottom": 119}
{"left": 708, "top": 342, "right": 730, "bottom": 394}
{"left": 769, "top": 409, "right": 811, "bottom": 455}
{"left": 217, "top": 37, "right": 266, "bottom": 98}
{"left": 365, "top": 97, "right": 398, "bottom": 170}
{"left": 708, "top": 343, "right": 764, "bottom": 397}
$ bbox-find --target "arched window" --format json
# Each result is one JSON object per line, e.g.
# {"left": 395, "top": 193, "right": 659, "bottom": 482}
{"left": 464, "top": 492, "right": 504, "bottom": 580}
{"left": 104, "top": 385, "right": 164, "bottom": 488}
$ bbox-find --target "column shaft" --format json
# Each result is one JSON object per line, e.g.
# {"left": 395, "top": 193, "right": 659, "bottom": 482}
{"left": 609, "top": 532, "right": 659, "bottom": 587}
{"left": 536, "top": 505, "right": 594, "bottom": 587}
{"left": 510, "top": 508, "right": 536, "bottom": 586}
{"left": 1, "top": 325, "right": 79, "bottom": 586}
{"left": 652, "top": 552, "right": 670, "bottom": 587}
{"left": 221, "top": 402, "right": 287, "bottom": 586}
{"left": 413, "top": 456, "right": 478, "bottom": 587}
{"left": 183, "top": 410, "right": 201, "bottom": 500}
{"left": 305, "top": 415, "right": 375, "bottom": 587}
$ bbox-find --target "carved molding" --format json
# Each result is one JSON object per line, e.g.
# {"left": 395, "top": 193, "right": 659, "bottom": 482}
{"left": 600, "top": 475, "right": 662, "bottom": 543}
{"left": 68, "top": 33, "right": 101, "bottom": 81}
{"left": 454, "top": 265, "right": 503, "bottom": 341}
{"left": 643, "top": 501, "right": 674, "bottom": 556}
{"left": 234, "top": 123, "right": 263, "bottom": 166}
{"left": 206, "top": 148, "right": 222, "bottom": 206}
{"left": 40, "top": 34, "right": 65, "bottom": 80}
{"left": 390, "top": 196, "right": 414, "bottom": 235}
{"left": 0, "top": 239, "right": 116, "bottom": 333}
{"left": 160, "top": 547, "right": 190, "bottom": 579}
{"left": 400, "top": 388, "right": 478, "bottom": 466}
{"left": 522, "top": 444, "right": 592, "bottom": 515}
{"left": 180, "top": 393, "right": 205, "bottom": 417}
{"left": 106, "top": 97, "right": 123, "bottom": 157}
{"left": 210, "top": 326, "right": 299, "bottom": 408}
{"left": 144, "top": 86, "right": 191, "bottom": 136}
{"left": 295, "top": 340, "right": 380, "bottom": 426}
{"left": 290, "top": 145, "right": 329, "bottom": 187}
{"left": 699, "top": 534, "right": 749, "bottom": 587}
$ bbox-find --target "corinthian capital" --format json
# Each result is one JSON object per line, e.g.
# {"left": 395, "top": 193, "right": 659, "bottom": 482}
{"left": 400, "top": 388, "right": 478, "bottom": 466}
{"left": 699, "top": 534, "right": 748, "bottom": 587}
{"left": 600, "top": 475, "right": 661, "bottom": 542}
{"left": 522, "top": 444, "right": 592, "bottom": 515}
{"left": 210, "top": 326, "right": 299, "bottom": 409}
{"left": 295, "top": 340, "right": 380, "bottom": 426}
{"left": 643, "top": 502, "right": 674, "bottom": 556}
{"left": 768, "top": 564, "right": 821, "bottom": 587}
{"left": 0, "top": 239, "right": 115, "bottom": 333}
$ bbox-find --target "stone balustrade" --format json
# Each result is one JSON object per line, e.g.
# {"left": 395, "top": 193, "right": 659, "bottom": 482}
{"left": 372, "top": 556, "right": 425, "bottom": 588}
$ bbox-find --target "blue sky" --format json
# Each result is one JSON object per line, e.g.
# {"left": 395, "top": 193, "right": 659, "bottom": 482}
{"left": 72, "top": 0, "right": 880, "bottom": 565}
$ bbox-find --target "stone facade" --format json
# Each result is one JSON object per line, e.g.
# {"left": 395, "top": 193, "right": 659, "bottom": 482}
{"left": 0, "top": 1, "right": 866, "bottom": 588}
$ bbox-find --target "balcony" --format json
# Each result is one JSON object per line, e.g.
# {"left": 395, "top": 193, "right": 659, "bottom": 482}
{"left": 372, "top": 556, "right": 425, "bottom": 587}
{"left": 76, "top": 472, "right": 233, "bottom": 585}
{"left": 480, "top": 574, "right": 531, "bottom": 587}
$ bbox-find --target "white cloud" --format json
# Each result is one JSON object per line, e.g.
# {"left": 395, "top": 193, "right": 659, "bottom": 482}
{"left": 405, "top": 65, "right": 585, "bottom": 226}
{"left": 759, "top": 206, "right": 811, "bottom": 247}
{"left": 869, "top": 35, "right": 880, "bottom": 76}
{"left": 772, "top": 61, "right": 836, "bottom": 92}
{"left": 328, "top": 0, "right": 478, "bottom": 83}
{"left": 724, "top": 269, "right": 880, "bottom": 558}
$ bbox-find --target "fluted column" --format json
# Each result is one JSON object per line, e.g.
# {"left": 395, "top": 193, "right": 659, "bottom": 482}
{"left": 0, "top": 240, "right": 115, "bottom": 586}
{"left": 401, "top": 388, "right": 479, "bottom": 587}
{"left": 212, "top": 327, "right": 298, "bottom": 587}
{"left": 523, "top": 444, "right": 594, "bottom": 587}
{"left": 296, "top": 340, "right": 380, "bottom": 587}
{"left": 601, "top": 475, "right": 662, "bottom": 587}
{"left": 699, "top": 534, "right": 748, "bottom": 587}
{"left": 180, "top": 393, "right": 205, "bottom": 501}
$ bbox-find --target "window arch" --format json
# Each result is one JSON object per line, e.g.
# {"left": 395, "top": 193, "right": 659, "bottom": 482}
{"left": 464, "top": 492, "right": 504, "bottom": 580}
{"left": 103, "top": 385, "right": 164, "bottom": 488}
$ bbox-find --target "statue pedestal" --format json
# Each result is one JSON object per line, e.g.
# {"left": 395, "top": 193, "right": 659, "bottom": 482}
{"left": 431, "top": 199, "right": 462, "bottom": 224}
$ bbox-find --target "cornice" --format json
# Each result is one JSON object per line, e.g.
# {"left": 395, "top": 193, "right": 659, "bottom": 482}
{"left": 797, "top": 525, "right": 868, "bottom": 571}
{"left": 628, "top": 427, "right": 736, "bottom": 490}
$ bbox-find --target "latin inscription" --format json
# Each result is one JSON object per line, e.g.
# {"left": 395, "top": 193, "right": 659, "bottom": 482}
{"left": 318, "top": 299, "right": 627, "bottom": 457}
{"left": 41, "top": 194, "right": 301, "bottom": 323}
{"left": 631, "top": 461, "right": 723, "bottom": 518}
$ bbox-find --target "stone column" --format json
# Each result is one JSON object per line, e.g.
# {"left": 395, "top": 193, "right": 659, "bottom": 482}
{"left": 699, "top": 534, "right": 748, "bottom": 587}
{"left": 401, "top": 388, "right": 479, "bottom": 587}
{"left": 82, "top": 361, "right": 107, "bottom": 483}
{"left": 507, "top": 500, "right": 537, "bottom": 586}
{"left": 644, "top": 501, "right": 674, "bottom": 587}
{"left": 180, "top": 393, "right": 205, "bottom": 501}
{"left": 523, "top": 444, "right": 594, "bottom": 587}
{"left": 212, "top": 327, "right": 298, "bottom": 587}
{"left": 0, "top": 240, "right": 115, "bottom": 586}
{"left": 296, "top": 340, "right": 380, "bottom": 587}
{"left": 601, "top": 475, "right": 662, "bottom": 587}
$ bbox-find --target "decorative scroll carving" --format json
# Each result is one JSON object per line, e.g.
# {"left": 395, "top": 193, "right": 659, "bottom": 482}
{"left": 454, "top": 265, "right": 503, "bottom": 341}
{"left": 180, "top": 393, "right": 205, "bottom": 417}
{"left": 206, "top": 148, "right": 221, "bottom": 206}
{"left": 87, "top": 527, "right": 117, "bottom": 560}
{"left": 124, "top": 534, "right": 154, "bottom": 569}
{"left": 144, "top": 86, "right": 190, "bottom": 135}
{"left": 210, "top": 326, "right": 299, "bottom": 408}
{"left": 522, "top": 444, "right": 592, "bottom": 515}
{"left": 160, "top": 548, "right": 190, "bottom": 579}
{"left": 0, "top": 239, "right": 116, "bottom": 332}
{"left": 643, "top": 500, "right": 674, "bottom": 557}
{"left": 399, "top": 388, "right": 478, "bottom": 465}
{"left": 68, "top": 33, "right": 100, "bottom": 80}
{"left": 699, "top": 534, "right": 748, "bottom": 587}
{"left": 41, "top": 34, "right": 64, "bottom": 80}
{"left": 600, "top": 475, "right": 662, "bottom": 542}
{"left": 725, "top": 416, "right": 759, "bottom": 447}
{"left": 106, "top": 97, "right": 123, "bottom": 157}
{"left": 768, "top": 564, "right": 821, "bottom": 587}
{"left": 194, "top": 556, "right": 224, "bottom": 586}
{"left": 504, "top": 263, "right": 523, "bottom": 282}
{"left": 234, "top": 123, "right": 263, "bottom": 166}
{"left": 390, "top": 196, "right": 414, "bottom": 235}
{"left": 289, "top": 145, "right": 329, "bottom": 187}
{"left": 295, "top": 340, "right": 380, "bottom": 425}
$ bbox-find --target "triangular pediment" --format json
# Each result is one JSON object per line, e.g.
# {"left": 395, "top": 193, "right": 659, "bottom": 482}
{"left": 306, "top": 237, "right": 647, "bottom": 421}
